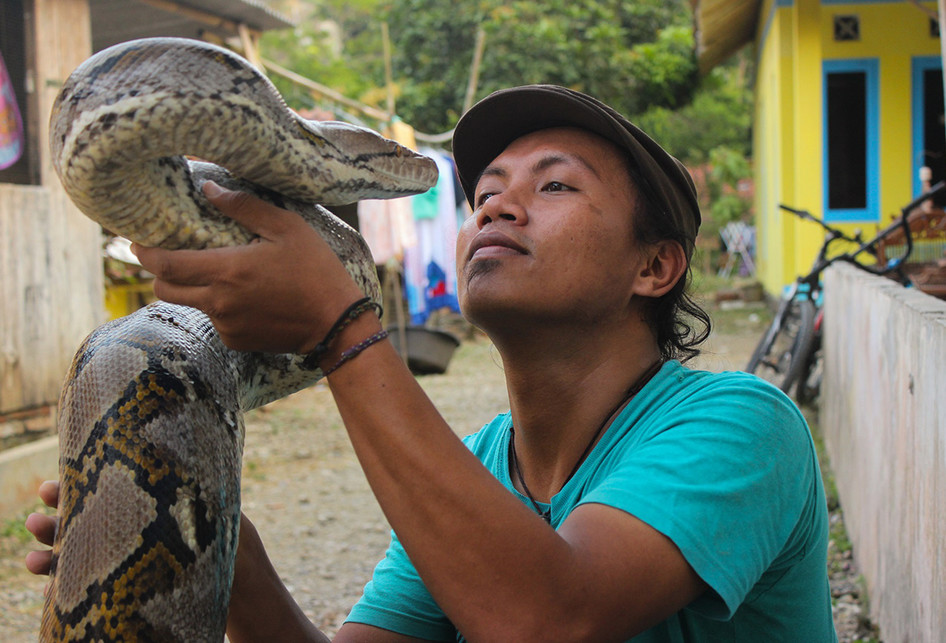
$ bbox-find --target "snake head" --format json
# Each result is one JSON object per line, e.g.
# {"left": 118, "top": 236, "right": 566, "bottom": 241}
{"left": 293, "top": 117, "right": 439, "bottom": 204}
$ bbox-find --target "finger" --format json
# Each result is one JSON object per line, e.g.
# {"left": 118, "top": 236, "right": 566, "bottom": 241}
{"left": 23, "top": 549, "right": 53, "bottom": 580}
{"left": 132, "top": 244, "right": 228, "bottom": 288}
{"left": 130, "top": 244, "right": 217, "bottom": 310}
{"left": 201, "top": 181, "right": 299, "bottom": 239}
{"left": 25, "top": 549, "right": 53, "bottom": 576}
{"left": 38, "top": 479, "right": 59, "bottom": 509}
{"left": 25, "top": 512, "right": 58, "bottom": 546}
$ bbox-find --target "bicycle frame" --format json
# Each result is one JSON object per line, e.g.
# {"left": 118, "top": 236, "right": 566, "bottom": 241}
{"left": 780, "top": 180, "right": 946, "bottom": 294}
{"left": 746, "top": 181, "right": 946, "bottom": 400}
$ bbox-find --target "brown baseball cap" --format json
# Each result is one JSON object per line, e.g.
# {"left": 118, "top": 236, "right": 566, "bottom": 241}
{"left": 451, "top": 85, "right": 701, "bottom": 249}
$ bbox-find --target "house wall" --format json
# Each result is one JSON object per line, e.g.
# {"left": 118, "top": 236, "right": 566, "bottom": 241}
{"left": 0, "top": 0, "right": 104, "bottom": 422}
{"left": 752, "top": 0, "right": 941, "bottom": 295}
{"left": 753, "top": 0, "right": 789, "bottom": 294}
{"left": 821, "top": 263, "right": 946, "bottom": 642}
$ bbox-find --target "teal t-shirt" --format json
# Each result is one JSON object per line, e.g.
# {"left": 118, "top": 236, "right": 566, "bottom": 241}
{"left": 346, "top": 361, "right": 838, "bottom": 642}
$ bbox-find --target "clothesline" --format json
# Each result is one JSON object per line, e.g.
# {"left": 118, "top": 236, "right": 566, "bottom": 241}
{"left": 260, "top": 56, "right": 456, "bottom": 144}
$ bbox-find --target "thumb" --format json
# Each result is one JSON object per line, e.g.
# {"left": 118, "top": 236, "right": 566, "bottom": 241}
{"left": 201, "top": 180, "right": 296, "bottom": 239}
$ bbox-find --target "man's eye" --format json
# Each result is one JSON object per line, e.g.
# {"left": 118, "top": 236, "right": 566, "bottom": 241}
{"left": 476, "top": 192, "right": 495, "bottom": 207}
{"left": 543, "top": 181, "right": 571, "bottom": 193}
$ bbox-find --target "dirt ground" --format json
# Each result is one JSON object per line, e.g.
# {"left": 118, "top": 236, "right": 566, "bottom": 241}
{"left": 0, "top": 299, "right": 879, "bottom": 641}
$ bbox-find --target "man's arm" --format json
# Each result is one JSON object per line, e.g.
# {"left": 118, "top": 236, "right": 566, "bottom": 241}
{"left": 227, "top": 513, "right": 443, "bottom": 642}
{"left": 226, "top": 515, "right": 330, "bottom": 643}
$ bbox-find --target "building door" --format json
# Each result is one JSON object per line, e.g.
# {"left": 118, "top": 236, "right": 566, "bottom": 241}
{"left": 823, "top": 58, "right": 879, "bottom": 222}
{"left": 913, "top": 57, "right": 946, "bottom": 197}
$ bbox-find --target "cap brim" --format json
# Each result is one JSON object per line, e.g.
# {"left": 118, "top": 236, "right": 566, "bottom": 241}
{"left": 452, "top": 86, "right": 630, "bottom": 204}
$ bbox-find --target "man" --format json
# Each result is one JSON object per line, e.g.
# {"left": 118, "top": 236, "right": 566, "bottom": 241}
{"left": 28, "top": 85, "right": 837, "bottom": 641}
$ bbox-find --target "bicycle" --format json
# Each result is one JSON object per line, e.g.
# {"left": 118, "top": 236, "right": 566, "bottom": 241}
{"left": 745, "top": 181, "right": 946, "bottom": 404}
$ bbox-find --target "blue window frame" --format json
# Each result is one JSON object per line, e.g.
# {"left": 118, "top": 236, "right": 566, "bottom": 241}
{"left": 911, "top": 56, "right": 944, "bottom": 197}
{"left": 822, "top": 58, "right": 879, "bottom": 222}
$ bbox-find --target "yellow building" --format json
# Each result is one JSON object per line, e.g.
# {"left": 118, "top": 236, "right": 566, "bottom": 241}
{"left": 693, "top": 0, "right": 943, "bottom": 294}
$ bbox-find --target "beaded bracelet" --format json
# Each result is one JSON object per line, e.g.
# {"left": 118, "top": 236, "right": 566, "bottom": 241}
{"left": 302, "top": 297, "right": 383, "bottom": 370}
{"left": 324, "top": 329, "right": 390, "bottom": 376}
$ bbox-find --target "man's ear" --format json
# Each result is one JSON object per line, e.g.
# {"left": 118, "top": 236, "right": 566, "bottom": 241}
{"left": 632, "top": 240, "right": 688, "bottom": 298}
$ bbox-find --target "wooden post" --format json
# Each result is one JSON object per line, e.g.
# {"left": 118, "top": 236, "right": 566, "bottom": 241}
{"left": 462, "top": 27, "right": 486, "bottom": 113}
{"left": 381, "top": 22, "right": 395, "bottom": 117}
{"left": 237, "top": 23, "right": 264, "bottom": 71}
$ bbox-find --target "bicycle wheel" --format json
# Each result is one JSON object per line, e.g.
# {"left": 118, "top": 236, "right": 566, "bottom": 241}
{"left": 745, "top": 294, "right": 793, "bottom": 374}
{"left": 795, "top": 330, "right": 822, "bottom": 406}
{"left": 746, "top": 298, "right": 817, "bottom": 394}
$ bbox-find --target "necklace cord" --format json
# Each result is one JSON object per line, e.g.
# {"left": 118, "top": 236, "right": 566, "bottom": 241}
{"left": 509, "top": 359, "right": 664, "bottom": 524}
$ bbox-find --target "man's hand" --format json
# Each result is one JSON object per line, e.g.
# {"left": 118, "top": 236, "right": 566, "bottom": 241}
{"left": 133, "top": 182, "right": 367, "bottom": 355}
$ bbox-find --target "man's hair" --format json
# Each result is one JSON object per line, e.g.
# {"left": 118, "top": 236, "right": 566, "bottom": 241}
{"left": 626, "top": 161, "right": 711, "bottom": 363}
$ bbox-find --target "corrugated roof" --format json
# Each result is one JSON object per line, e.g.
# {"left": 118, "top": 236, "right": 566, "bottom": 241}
{"left": 691, "top": 0, "right": 762, "bottom": 74}
{"left": 90, "top": 0, "right": 293, "bottom": 53}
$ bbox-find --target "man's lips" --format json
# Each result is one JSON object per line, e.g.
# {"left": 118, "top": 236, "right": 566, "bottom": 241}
{"left": 467, "top": 232, "right": 527, "bottom": 261}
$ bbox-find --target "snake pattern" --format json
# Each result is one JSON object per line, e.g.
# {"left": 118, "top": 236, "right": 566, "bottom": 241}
{"left": 41, "top": 37, "right": 438, "bottom": 642}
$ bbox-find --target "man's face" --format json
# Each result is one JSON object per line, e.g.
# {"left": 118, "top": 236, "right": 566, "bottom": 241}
{"left": 456, "top": 127, "right": 649, "bottom": 332}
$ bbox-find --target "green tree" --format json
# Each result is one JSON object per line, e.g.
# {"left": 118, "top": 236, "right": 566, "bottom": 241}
{"left": 261, "top": 1, "right": 699, "bottom": 132}
{"left": 633, "top": 55, "right": 753, "bottom": 165}
{"left": 260, "top": 0, "right": 389, "bottom": 115}
{"left": 385, "top": 0, "right": 698, "bottom": 132}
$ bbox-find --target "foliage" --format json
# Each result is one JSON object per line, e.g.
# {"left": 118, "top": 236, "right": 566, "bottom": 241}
{"left": 262, "top": 0, "right": 703, "bottom": 134}
{"left": 1, "top": 512, "right": 34, "bottom": 542}
{"left": 260, "top": 10, "right": 382, "bottom": 115}
{"left": 385, "top": 0, "right": 698, "bottom": 132}
{"left": 633, "top": 54, "right": 754, "bottom": 164}
{"left": 704, "top": 146, "right": 752, "bottom": 226}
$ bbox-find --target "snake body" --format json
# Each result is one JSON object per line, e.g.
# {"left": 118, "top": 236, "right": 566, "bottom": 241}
{"left": 41, "top": 37, "right": 438, "bottom": 642}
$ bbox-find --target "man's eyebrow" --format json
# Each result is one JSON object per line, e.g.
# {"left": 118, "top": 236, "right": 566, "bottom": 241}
{"left": 476, "top": 151, "right": 601, "bottom": 189}
{"left": 478, "top": 165, "right": 508, "bottom": 182}
{"left": 532, "top": 152, "right": 601, "bottom": 178}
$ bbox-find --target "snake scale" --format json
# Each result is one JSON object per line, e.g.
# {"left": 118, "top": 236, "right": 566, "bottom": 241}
{"left": 41, "top": 37, "right": 438, "bottom": 642}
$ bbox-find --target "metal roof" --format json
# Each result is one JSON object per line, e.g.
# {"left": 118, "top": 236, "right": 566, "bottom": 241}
{"left": 691, "top": 0, "right": 762, "bottom": 74}
{"left": 90, "top": 0, "right": 293, "bottom": 53}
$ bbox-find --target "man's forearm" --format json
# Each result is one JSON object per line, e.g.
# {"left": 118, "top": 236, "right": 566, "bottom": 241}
{"left": 226, "top": 516, "right": 330, "bottom": 643}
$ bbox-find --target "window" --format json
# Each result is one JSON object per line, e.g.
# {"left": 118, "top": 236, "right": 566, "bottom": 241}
{"left": 822, "top": 59, "right": 879, "bottom": 222}
{"left": 912, "top": 57, "right": 945, "bottom": 198}
{"left": 0, "top": 0, "right": 37, "bottom": 185}
{"left": 833, "top": 15, "right": 860, "bottom": 42}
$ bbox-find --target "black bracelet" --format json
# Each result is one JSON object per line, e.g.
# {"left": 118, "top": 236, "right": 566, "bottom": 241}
{"left": 324, "top": 329, "right": 390, "bottom": 376}
{"left": 302, "top": 297, "right": 382, "bottom": 370}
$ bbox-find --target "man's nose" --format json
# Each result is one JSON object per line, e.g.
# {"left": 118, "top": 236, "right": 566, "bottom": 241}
{"left": 475, "top": 190, "right": 528, "bottom": 228}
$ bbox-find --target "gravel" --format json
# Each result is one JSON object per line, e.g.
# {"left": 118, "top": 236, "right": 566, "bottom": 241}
{"left": 0, "top": 307, "right": 881, "bottom": 641}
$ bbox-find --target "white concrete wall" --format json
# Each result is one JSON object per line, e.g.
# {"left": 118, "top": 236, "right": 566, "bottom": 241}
{"left": 0, "top": 435, "right": 58, "bottom": 518}
{"left": 822, "top": 263, "right": 946, "bottom": 642}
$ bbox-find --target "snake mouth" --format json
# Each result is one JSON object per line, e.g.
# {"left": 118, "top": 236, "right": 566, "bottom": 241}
{"left": 293, "top": 117, "right": 439, "bottom": 193}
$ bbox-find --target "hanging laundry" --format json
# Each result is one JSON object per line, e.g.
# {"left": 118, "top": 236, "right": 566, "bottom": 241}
{"left": 0, "top": 51, "right": 23, "bottom": 170}
{"left": 425, "top": 261, "right": 452, "bottom": 311}
{"left": 357, "top": 196, "right": 417, "bottom": 265}
{"left": 403, "top": 149, "right": 461, "bottom": 323}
